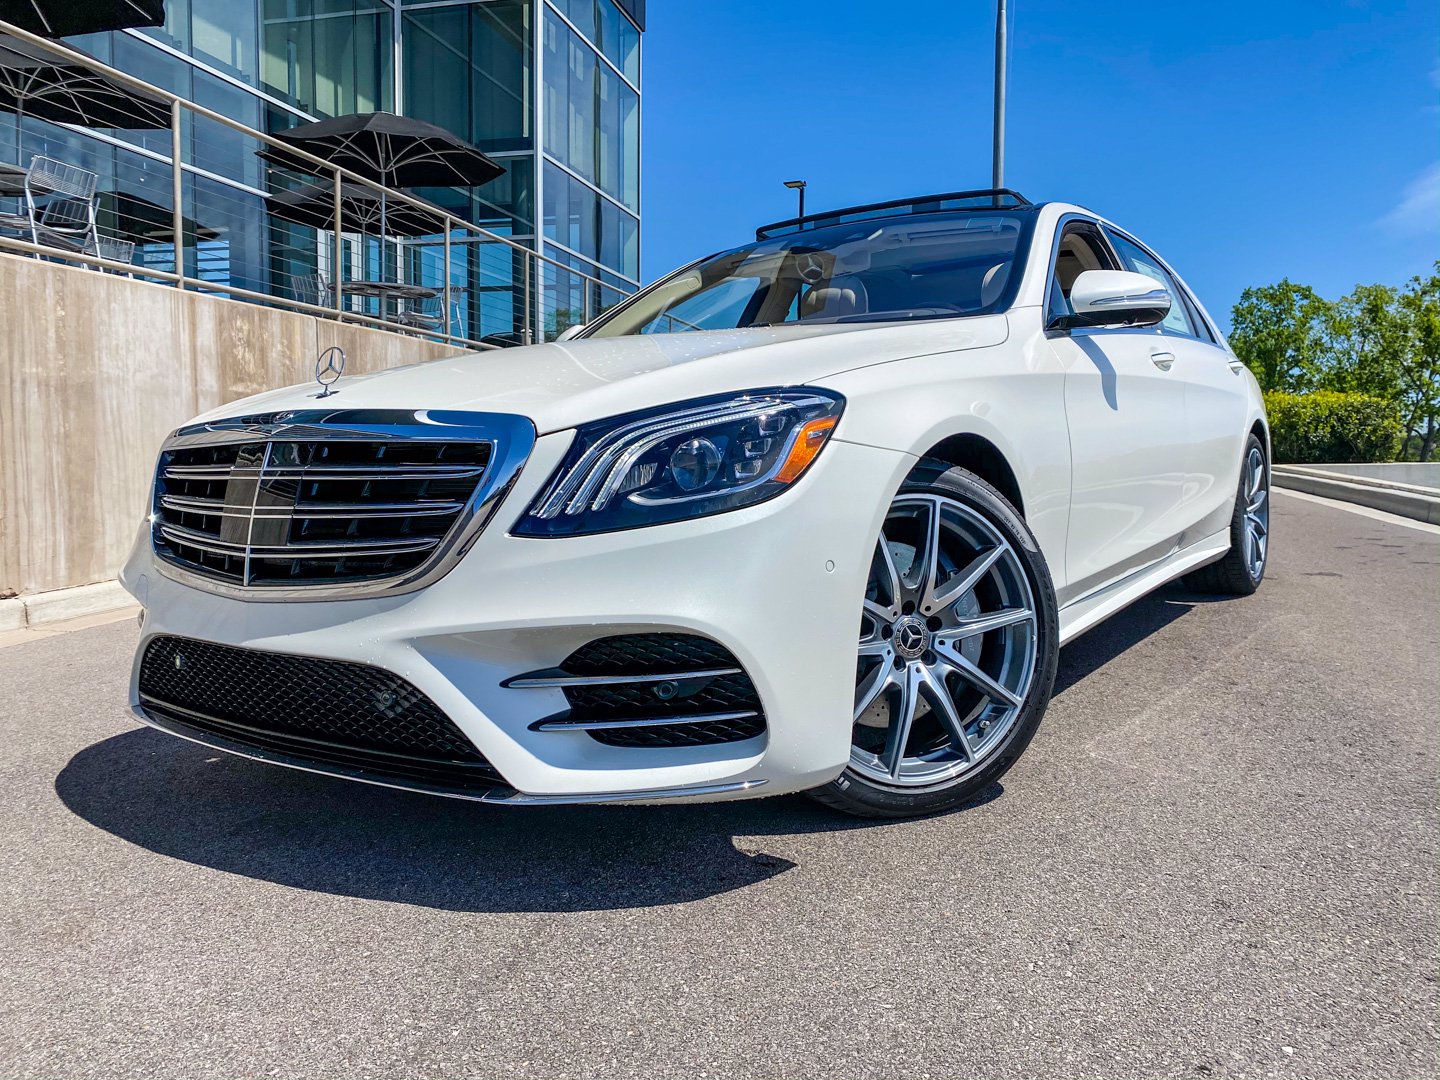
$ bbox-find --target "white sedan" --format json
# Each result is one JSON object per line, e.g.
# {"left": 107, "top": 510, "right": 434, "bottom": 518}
{"left": 121, "top": 189, "right": 1269, "bottom": 818}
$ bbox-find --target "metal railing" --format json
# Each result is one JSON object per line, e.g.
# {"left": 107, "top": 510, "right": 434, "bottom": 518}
{"left": 0, "top": 19, "right": 632, "bottom": 350}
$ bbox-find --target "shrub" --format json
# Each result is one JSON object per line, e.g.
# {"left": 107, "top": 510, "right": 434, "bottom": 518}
{"left": 1263, "top": 391, "right": 1402, "bottom": 464}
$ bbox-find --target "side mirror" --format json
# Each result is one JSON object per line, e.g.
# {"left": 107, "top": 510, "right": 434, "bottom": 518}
{"left": 1048, "top": 270, "right": 1171, "bottom": 331}
{"left": 556, "top": 324, "right": 586, "bottom": 341}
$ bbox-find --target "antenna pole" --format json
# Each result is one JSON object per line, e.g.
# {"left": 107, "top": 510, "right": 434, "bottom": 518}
{"left": 993, "top": 0, "right": 1007, "bottom": 191}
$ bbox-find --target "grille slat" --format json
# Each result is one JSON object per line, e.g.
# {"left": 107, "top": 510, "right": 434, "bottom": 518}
{"left": 138, "top": 635, "right": 506, "bottom": 790}
{"left": 516, "top": 634, "right": 768, "bottom": 749}
{"left": 153, "top": 436, "right": 492, "bottom": 589}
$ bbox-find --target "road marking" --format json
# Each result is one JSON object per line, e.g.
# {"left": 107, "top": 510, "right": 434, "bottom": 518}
{"left": 1274, "top": 487, "right": 1440, "bottom": 535}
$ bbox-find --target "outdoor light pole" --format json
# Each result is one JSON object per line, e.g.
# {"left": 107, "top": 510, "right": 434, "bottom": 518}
{"left": 993, "top": 0, "right": 1007, "bottom": 190}
{"left": 784, "top": 179, "right": 807, "bottom": 220}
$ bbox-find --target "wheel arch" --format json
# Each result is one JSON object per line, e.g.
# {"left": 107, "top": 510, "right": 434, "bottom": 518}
{"left": 1249, "top": 417, "right": 1270, "bottom": 461}
{"left": 914, "top": 432, "right": 1026, "bottom": 518}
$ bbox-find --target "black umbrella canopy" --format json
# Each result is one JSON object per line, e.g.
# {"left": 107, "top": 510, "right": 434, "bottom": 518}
{"left": 266, "top": 181, "right": 447, "bottom": 238}
{"left": 0, "top": 35, "right": 170, "bottom": 128}
{"left": 0, "top": 0, "right": 165, "bottom": 38}
{"left": 262, "top": 112, "right": 504, "bottom": 189}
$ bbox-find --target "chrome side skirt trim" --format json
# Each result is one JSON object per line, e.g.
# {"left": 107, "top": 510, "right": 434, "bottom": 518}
{"left": 132, "top": 704, "right": 768, "bottom": 806}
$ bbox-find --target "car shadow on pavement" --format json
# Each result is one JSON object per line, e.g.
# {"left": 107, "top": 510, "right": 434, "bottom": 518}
{"left": 53, "top": 584, "right": 1214, "bottom": 915}
{"left": 55, "top": 728, "right": 1001, "bottom": 912}
{"left": 1052, "top": 582, "right": 1200, "bottom": 697}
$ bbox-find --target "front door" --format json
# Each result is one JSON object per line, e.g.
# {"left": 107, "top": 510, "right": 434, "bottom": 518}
{"left": 1043, "top": 219, "right": 1191, "bottom": 605}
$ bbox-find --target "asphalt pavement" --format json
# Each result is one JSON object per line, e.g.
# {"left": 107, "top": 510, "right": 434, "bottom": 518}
{"left": 1, "top": 492, "right": 1436, "bottom": 1080}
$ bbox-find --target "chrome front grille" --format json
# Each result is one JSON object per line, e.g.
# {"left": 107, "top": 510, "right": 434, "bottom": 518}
{"left": 150, "top": 410, "right": 535, "bottom": 598}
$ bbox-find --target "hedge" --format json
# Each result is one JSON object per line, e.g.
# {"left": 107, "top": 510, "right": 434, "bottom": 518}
{"left": 1263, "top": 391, "right": 1402, "bottom": 464}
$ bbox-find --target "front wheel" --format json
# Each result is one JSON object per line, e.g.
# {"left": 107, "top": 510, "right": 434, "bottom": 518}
{"left": 810, "top": 462, "right": 1059, "bottom": 819}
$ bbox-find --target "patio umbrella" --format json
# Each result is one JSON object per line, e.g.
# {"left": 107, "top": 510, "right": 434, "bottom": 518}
{"left": 266, "top": 181, "right": 447, "bottom": 238}
{"left": 0, "top": 0, "right": 165, "bottom": 39}
{"left": 0, "top": 35, "right": 170, "bottom": 129}
{"left": 260, "top": 112, "right": 504, "bottom": 190}
{"left": 260, "top": 113, "right": 491, "bottom": 279}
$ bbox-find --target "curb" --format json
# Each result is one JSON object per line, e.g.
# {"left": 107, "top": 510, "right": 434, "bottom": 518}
{"left": 1272, "top": 467, "right": 1440, "bottom": 526}
{"left": 0, "top": 580, "right": 136, "bottom": 631}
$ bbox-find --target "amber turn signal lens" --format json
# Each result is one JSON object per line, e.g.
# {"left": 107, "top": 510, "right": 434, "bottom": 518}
{"left": 775, "top": 416, "right": 839, "bottom": 483}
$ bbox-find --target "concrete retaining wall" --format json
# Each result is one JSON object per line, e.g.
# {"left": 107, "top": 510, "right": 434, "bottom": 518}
{"left": 0, "top": 251, "right": 471, "bottom": 597}
{"left": 1273, "top": 464, "right": 1440, "bottom": 525}
{"left": 1294, "top": 462, "right": 1440, "bottom": 487}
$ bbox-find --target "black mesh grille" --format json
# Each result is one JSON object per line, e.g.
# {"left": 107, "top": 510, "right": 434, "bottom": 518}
{"left": 153, "top": 438, "right": 492, "bottom": 588}
{"left": 557, "top": 634, "right": 767, "bottom": 748}
{"left": 138, "top": 635, "right": 505, "bottom": 789}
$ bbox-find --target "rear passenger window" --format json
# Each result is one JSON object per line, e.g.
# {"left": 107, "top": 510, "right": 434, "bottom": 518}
{"left": 1103, "top": 229, "right": 1196, "bottom": 338}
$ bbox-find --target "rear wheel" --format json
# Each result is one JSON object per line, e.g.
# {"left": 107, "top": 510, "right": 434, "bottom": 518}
{"left": 1183, "top": 434, "right": 1269, "bottom": 596}
{"left": 810, "top": 463, "right": 1059, "bottom": 818}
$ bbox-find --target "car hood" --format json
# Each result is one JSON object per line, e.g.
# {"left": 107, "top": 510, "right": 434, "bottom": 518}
{"left": 192, "top": 316, "right": 1009, "bottom": 434}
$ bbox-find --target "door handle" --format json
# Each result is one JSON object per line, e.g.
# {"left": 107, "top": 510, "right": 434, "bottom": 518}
{"left": 1150, "top": 350, "right": 1176, "bottom": 371}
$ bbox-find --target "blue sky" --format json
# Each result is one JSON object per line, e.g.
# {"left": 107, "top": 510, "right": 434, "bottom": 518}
{"left": 638, "top": 0, "right": 1439, "bottom": 328}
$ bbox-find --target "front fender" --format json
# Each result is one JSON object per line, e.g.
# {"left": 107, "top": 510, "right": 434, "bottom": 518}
{"left": 820, "top": 319, "right": 1071, "bottom": 589}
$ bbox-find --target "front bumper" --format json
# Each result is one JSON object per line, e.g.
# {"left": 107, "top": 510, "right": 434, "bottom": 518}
{"left": 122, "top": 430, "right": 913, "bottom": 804}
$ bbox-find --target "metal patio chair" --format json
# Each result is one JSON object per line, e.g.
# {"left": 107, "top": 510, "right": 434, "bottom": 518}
{"left": 0, "top": 156, "right": 100, "bottom": 256}
{"left": 392, "top": 287, "right": 465, "bottom": 336}
{"left": 289, "top": 271, "right": 334, "bottom": 308}
{"left": 89, "top": 234, "right": 136, "bottom": 274}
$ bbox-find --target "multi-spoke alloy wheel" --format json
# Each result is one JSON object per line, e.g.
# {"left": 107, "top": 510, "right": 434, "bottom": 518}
{"left": 813, "top": 463, "right": 1058, "bottom": 818}
{"left": 1183, "top": 433, "right": 1271, "bottom": 597}
{"left": 1241, "top": 446, "right": 1269, "bottom": 580}
{"left": 852, "top": 494, "right": 1036, "bottom": 786}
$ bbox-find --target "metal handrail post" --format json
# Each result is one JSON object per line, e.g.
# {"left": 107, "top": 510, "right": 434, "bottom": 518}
{"left": 442, "top": 215, "right": 452, "bottom": 337}
{"left": 170, "top": 99, "right": 184, "bottom": 288}
{"left": 332, "top": 170, "right": 344, "bottom": 311}
{"left": 522, "top": 252, "right": 532, "bottom": 345}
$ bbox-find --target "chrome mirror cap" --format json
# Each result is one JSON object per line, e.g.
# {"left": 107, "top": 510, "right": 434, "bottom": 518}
{"left": 1050, "top": 269, "right": 1172, "bottom": 331}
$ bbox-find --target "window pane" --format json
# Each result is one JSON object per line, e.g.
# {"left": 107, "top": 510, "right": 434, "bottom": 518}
{"left": 261, "top": 0, "right": 392, "bottom": 118}
{"left": 596, "top": 0, "right": 639, "bottom": 82}
{"left": 543, "top": 160, "right": 637, "bottom": 278}
{"left": 191, "top": 74, "right": 263, "bottom": 186}
{"left": 545, "top": 9, "right": 637, "bottom": 211}
{"left": 1105, "top": 229, "right": 1195, "bottom": 336}
{"left": 191, "top": 0, "right": 259, "bottom": 83}
{"left": 558, "top": 0, "right": 596, "bottom": 42}
{"left": 413, "top": 153, "right": 534, "bottom": 236}
{"left": 404, "top": 2, "right": 531, "bottom": 152}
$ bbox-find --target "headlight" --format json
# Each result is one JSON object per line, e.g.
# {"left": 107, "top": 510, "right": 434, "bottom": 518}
{"left": 513, "top": 388, "right": 844, "bottom": 537}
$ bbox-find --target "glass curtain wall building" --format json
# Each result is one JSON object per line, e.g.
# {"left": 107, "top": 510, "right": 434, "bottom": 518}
{"left": 0, "top": 0, "right": 642, "bottom": 340}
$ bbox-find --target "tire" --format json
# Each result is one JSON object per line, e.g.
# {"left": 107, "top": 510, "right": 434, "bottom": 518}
{"left": 809, "top": 460, "right": 1060, "bottom": 819}
{"left": 1182, "top": 434, "right": 1269, "bottom": 596}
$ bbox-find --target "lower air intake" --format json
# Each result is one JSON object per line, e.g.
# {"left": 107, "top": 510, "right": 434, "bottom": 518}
{"left": 556, "top": 633, "right": 767, "bottom": 748}
{"left": 137, "top": 635, "right": 504, "bottom": 790}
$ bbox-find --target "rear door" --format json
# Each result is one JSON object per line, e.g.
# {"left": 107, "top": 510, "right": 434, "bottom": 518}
{"left": 1103, "top": 227, "right": 1250, "bottom": 545}
{"left": 1044, "top": 218, "right": 1192, "bottom": 605}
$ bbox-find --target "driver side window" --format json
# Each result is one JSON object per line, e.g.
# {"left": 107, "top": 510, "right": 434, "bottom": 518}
{"left": 1046, "top": 222, "right": 1117, "bottom": 323}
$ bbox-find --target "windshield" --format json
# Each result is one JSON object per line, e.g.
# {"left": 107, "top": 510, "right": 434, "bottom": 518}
{"left": 587, "top": 210, "right": 1034, "bottom": 337}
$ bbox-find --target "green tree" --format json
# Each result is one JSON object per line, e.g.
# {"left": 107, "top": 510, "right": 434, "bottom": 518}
{"left": 1394, "top": 263, "right": 1440, "bottom": 461}
{"left": 1321, "top": 282, "right": 1407, "bottom": 400}
{"left": 1229, "top": 280, "right": 1331, "bottom": 391}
